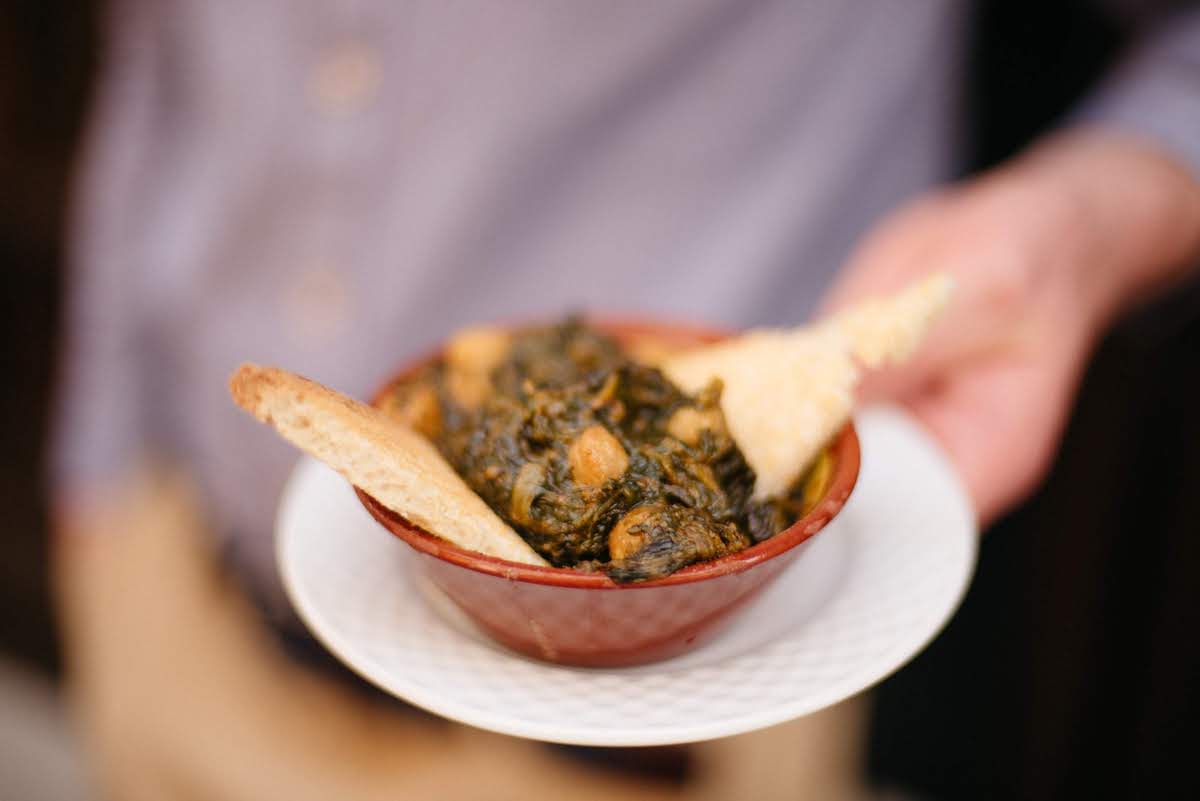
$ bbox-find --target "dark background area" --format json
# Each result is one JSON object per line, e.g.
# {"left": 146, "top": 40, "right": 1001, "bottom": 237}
{"left": 0, "top": 1, "right": 96, "bottom": 672}
{"left": 1, "top": 2, "right": 1196, "bottom": 799}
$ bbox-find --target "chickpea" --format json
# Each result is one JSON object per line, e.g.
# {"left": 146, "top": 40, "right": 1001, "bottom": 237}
{"left": 799, "top": 450, "right": 833, "bottom": 515}
{"left": 444, "top": 326, "right": 511, "bottom": 409}
{"left": 608, "top": 505, "right": 659, "bottom": 561}
{"left": 666, "top": 405, "right": 724, "bottom": 445}
{"left": 510, "top": 462, "right": 546, "bottom": 526}
{"left": 568, "top": 425, "right": 628, "bottom": 487}
{"left": 381, "top": 382, "right": 442, "bottom": 440}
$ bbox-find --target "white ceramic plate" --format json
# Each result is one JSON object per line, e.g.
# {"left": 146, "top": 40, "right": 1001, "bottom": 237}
{"left": 276, "top": 406, "right": 977, "bottom": 747}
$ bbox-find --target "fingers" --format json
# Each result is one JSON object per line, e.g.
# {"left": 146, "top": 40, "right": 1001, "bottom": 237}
{"left": 898, "top": 355, "right": 1074, "bottom": 526}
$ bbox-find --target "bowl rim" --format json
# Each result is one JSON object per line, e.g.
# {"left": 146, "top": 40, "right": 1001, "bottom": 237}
{"left": 356, "top": 317, "right": 861, "bottom": 590}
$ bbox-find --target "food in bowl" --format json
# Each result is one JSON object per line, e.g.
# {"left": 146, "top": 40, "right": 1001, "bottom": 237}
{"left": 231, "top": 273, "right": 950, "bottom": 581}
{"left": 379, "top": 318, "right": 837, "bottom": 581}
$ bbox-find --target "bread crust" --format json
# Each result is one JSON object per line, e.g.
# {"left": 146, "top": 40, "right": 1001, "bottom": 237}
{"left": 230, "top": 364, "right": 547, "bottom": 565}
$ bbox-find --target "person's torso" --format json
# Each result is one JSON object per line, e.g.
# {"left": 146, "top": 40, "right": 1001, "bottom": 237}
{"left": 86, "top": 0, "right": 966, "bottom": 600}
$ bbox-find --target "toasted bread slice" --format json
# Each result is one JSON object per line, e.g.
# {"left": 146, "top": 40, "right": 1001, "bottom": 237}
{"left": 663, "top": 273, "right": 951, "bottom": 499}
{"left": 663, "top": 328, "right": 859, "bottom": 499}
{"left": 230, "top": 365, "right": 546, "bottom": 565}
{"left": 823, "top": 272, "right": 953, "bottom": 368}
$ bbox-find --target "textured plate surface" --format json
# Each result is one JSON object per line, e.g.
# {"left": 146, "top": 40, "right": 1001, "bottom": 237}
{"left": 277, "top": 406, "right": 977, "bottom": 746}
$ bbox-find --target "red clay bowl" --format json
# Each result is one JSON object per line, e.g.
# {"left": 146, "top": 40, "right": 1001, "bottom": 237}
{"left": 357, "top": 320, "right": 860, "bottom": 668}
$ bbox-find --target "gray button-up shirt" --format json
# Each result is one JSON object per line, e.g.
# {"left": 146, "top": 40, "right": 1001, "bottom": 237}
{"left": 54, "top": 0, "right": 1200, "bottom": 601}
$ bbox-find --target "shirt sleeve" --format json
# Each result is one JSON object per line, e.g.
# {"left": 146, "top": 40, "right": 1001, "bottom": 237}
{"left": 1073, "top": 8, "right": 1200, "bottom": 181}
{"left": 49, "top": 0, "right": 162, "bottom": 500}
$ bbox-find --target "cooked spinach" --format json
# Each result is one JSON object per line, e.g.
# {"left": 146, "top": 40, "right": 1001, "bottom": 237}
{"left": 387, "top": 319, "right": 814, "bottom": 581}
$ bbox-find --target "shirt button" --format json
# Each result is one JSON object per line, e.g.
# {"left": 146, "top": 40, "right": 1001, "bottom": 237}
{"left": 282, "top": 264, "right": 352, "bottom": 345}
{"left": 309, "top": 41, "right": 381, "bottom": 115}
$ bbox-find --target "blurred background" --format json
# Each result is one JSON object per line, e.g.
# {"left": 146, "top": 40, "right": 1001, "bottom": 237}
{"left": 2, "top": 1, "right": 1198, "bottom": 799}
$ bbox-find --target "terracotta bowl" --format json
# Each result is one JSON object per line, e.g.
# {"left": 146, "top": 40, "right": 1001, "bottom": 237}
{"left": 357, "top": 320, "right": 860, "bottom": 668}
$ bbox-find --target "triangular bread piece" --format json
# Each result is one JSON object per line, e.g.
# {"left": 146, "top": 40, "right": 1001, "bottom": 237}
{"left": 663, "top": 273, "right": 951, "bottom": 499}
{"left": 230, "top": 365, "right": 546, "bottom": 565}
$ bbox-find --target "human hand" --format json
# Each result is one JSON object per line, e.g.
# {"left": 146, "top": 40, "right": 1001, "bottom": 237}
{"left": 821, "top": 130, "right": 1200, "bottom": 524}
